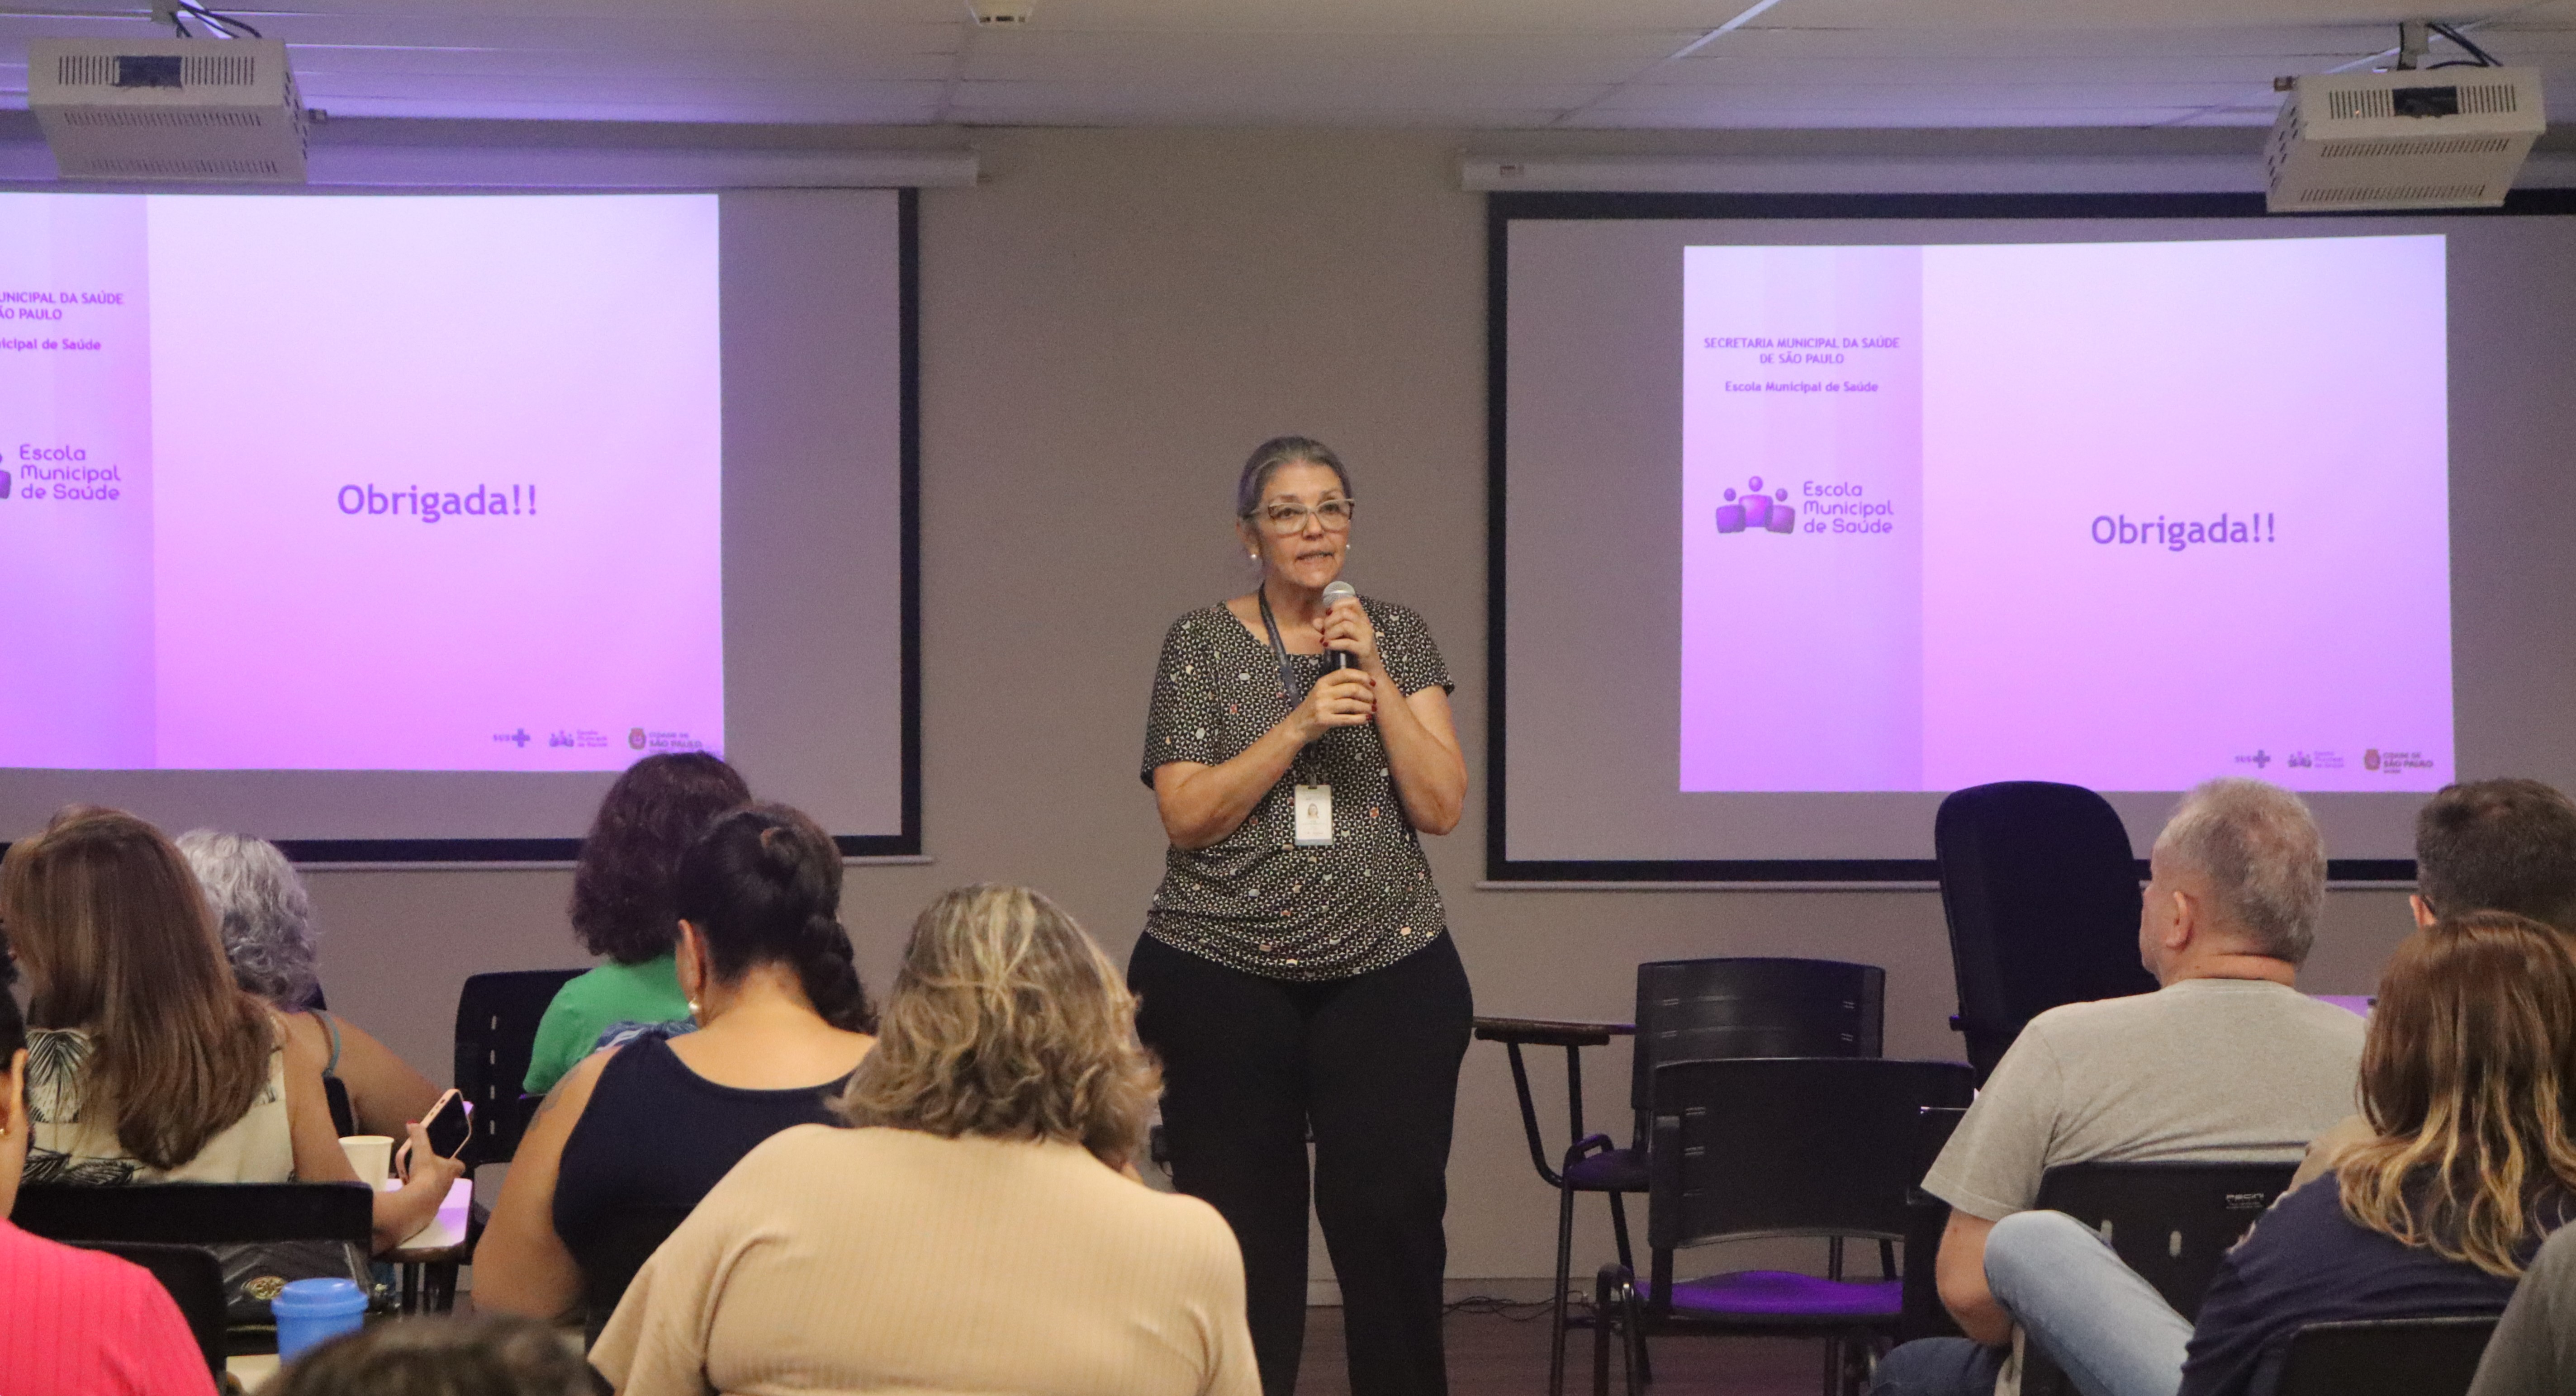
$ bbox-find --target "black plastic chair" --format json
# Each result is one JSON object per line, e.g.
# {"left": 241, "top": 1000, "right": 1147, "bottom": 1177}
{"left": 74, "top": 1240, "right": 228, "bottom": 1377}
{"left": 1935, "top": 782, "right": 2156, "bottom": 1083}
{"left": 2018, "top": 1160, "right": 2302, "bottom": 1396}
{"left": 1482, "top": 956, "right": 1888, "bottom": 1396}
{"left": 2275, "top": 1315, "right": 2498, "bottom": 1396}
{"left": 13, "top": 1181, "right": 375, "bottom": 1248}
{"left": 453, "top": 968, "right": 584, "bottom": 1167}
{"left": 1594, "top": 1057, "right": 1977, "bottom": 1396}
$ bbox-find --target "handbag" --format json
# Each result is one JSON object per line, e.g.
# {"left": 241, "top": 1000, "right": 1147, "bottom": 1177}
{"left": 217, "top": 1239, "right": 379, "bottom": 1325}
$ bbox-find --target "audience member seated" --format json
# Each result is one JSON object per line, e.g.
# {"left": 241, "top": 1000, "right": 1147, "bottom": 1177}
{"left": 1981, "top": 910, "right": 2576, "bottom": 1396}
{"left": 2467, "top": 1223, "right": 2576, "bottom": 1396}
{"left": 526, "top": 752, "right": 751, "bottom": 1094}
{"left": 1, "top": 808, "right": 462, "bottom": 1252}
{"left": 476, "top": 804, "right": 876, "bottom": 1342}
{"left": 0, "top": 941, "right": 214, "bottom": 1396}
{"left": 2291, "top": 776, "right": 2576, "bottom": 1187}
{"left": 588, "top": 884, "right": 1259, "bottom": 1396}
{"left": 1874, "top": 778, "right": 2367, "bottom": 1396}
{"left": 178, "top": 829, "right": 444, "bottom": 1140}
{"left": 264, "top": 1312, "right": 592, "bottom": 1396}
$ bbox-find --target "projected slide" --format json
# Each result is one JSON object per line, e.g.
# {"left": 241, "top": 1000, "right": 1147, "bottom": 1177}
{"left": 1680, "top": 234, "right": 2452, "bottom": 794}
{"left": 0, "top": 193, "right": 722, "bottom": 773}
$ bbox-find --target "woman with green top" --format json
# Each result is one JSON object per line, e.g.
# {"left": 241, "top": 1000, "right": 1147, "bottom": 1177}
{"left": 525, "top": 753, "right": 751, "bottom": 1094}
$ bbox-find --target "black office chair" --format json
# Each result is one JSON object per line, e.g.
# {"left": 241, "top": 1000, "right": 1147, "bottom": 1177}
{"left": 2274, "top": 1315, "right": 2499, "bottom": 1396}
{"left": 2018, "top": 1160, "right": 2302, "bottom": 1396}
{"left": 1482, "top": 956, "right": 1888, "bottom": 1396}
{"left": 453, "top": 968, "right": 585, "bottom": 1167}
{"left": 1593, "top": 1057, "right": 1977, "bottom": 1396}
{"left": 73, "top": 1240, "right": 229, "bottom": 1378}
{"left": 1934, "top": 781, "right": 2156, "bottom": 1083}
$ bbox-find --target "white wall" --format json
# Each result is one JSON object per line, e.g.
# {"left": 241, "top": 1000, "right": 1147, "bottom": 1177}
{"left": 299, "top": 127, "right": 2421, "bottom": 1287}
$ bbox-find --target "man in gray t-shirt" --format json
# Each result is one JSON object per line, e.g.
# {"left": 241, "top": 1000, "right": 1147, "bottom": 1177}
{"left": 1872, "top": 780, "right": 2365, "bottom": 1396}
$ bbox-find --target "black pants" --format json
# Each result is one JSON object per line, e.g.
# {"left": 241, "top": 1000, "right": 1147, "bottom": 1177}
{"left": 1131, "top": 933, "right": 1474, "bottom": 1396}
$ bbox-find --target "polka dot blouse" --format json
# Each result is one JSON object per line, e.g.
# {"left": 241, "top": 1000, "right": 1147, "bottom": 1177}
{"left": 1140, "top": 596, "right": 1455, "bottom": 982}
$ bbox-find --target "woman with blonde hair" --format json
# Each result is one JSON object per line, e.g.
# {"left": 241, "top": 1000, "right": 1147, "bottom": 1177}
{"left": 1956, "top": 910, "right": 2576, "bottom": 1396}
{"left": 2, "top": 809, "right": 461, "bottom": 1254}
{"left": 589, "top": 885, "right": 1257, "bottom": 1396}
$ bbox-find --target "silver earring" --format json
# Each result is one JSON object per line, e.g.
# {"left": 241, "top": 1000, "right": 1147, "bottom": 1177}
{"left": 687, "top": 999, "right": 702, "bottom": 1014}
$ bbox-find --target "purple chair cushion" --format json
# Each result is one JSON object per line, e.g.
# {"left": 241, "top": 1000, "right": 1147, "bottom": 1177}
{"left": 1563, "top": 1148, "right": 1649, "bottom": 1193}
{"left": 1651, "top": 1270, "right": 1902, "bottom": 1319}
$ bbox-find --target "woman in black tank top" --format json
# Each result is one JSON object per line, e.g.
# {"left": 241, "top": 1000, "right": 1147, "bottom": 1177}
{"left": 474, "top": 804, "right": 877, "bottom": 1338}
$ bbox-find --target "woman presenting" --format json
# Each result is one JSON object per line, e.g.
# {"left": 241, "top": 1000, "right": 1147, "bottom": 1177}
{"left": 1133, "top": 435, "right": 1473, "bottom": 1396}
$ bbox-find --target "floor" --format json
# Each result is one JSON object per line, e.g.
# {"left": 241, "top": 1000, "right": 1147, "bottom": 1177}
{"left": 1296, "top": 1304, "right": 1841, "bottom": 1396}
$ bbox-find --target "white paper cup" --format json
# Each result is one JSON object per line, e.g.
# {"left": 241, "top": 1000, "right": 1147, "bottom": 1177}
{"left": 340, "top": 1134, "right": 394, "bottom": 1189}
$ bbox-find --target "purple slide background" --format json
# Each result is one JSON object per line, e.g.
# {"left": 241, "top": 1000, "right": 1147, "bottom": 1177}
{"left": 1677, "top": 234, "right": 2453, "bottom": 794}
{"left": 1681, "top": 245, "right": 1924, "bottom": 791}
{"left": 0, "top": 196, "right": 156, "bottom": 769}
{"left": 3, "top": 193, "right": 724, "bottom": 773}
{"left": 1919, "top": 235, "right": 2451, "bottom": 793}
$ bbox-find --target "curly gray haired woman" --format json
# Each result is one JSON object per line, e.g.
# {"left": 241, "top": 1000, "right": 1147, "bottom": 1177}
{"left": 177, "top": 830, "right": 441, "bottom": 1141}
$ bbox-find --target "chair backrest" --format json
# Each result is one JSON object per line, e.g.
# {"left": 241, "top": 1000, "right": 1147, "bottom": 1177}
{"left": 1645, "top": 1058, "right": 1976, "bottom": 1254}
{"left": 1934, "top": 781, "right": 2156, "bottom": 1081}
{"left": 14, "top": 1182, "right": 375, "bottom": 1247}
{"left": 75, "top": 1241, "right": 227, "bottom": 1377}
{"left": 454, "top": 967, "right": 586, "bottom": 1164}
{"left": 2032, "top": 1160, "right": 2301, "bottom": 1320}
{"left": 2274, "top": 1316, "right": 2499, "bottom": 1396}
{"left": 1629, "top": 958, "right": 1886, "bottom": 1115}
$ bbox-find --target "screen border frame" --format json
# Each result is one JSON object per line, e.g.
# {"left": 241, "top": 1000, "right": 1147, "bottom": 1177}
{"left": 1485, "top": 187, "right": 2576, "bottom": 885}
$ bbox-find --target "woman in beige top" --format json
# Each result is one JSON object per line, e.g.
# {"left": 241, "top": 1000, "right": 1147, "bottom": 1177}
{"left": 2, "top": 808, "right": 460, "bottom": 1251}
{"left": 590, "top": 884, "right": 1258, "bottom": 1396}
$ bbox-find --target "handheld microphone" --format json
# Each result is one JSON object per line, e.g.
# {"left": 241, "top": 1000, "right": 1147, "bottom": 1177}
{"left": 1320, "top": 580, "right": 1357, "bottom": 671}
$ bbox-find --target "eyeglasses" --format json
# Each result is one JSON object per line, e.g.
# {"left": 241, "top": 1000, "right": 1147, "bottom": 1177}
{"left": 1244, "top": 499, "right": 1357, "bottom": 535}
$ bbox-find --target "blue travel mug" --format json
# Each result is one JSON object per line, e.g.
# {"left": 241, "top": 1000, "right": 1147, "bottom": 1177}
{"left": 272, "top": 1277, "right": 369, "bottom": 1361}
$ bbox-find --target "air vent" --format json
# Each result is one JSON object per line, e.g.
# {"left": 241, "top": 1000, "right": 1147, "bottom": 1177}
{"left": 2294, "top": 183, "right": 2493, "bottom": 205}
{"left": 61, "top": 109, "right": 271, "bottom": 128}
{"left": 52, "top": 51, "right": 257, "bottom": 88}
{"left": 2458, "top": 83, "right": 2519, "bottom": 115}
{"left": 55, "top": 54, "right": 116, "bottom": 87}
{"left": 85, "top": 156, "right": 287, "bottom": 177}
{"left": 2321, "top": 136, "right": 2517, "bottom": 159}
{"left": 2329, "top": 89, "right": 2394, "bottom": 121}
{"left": 184, "top": 52, "right": 258, "bottom": 86}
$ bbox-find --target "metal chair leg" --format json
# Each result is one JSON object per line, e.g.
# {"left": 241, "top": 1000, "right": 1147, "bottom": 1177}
{"left": 1604, "top": 1191, "right": 1649, "bottom": 1381}
{"left": 1550, "top": 1179, "right": 1579, "bottom": 1396}
{"left": 1621, "top": 1273, "right": 1647, "bottom": 1396}
{"left": 1593, "top": 1265, "right": 1620, "bottom": 1396}
{"left": 1607, "top": 1190, "right": 1636, "bottom": 1273}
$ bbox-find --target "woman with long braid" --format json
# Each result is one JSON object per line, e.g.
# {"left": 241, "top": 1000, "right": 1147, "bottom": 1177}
{"left": 475, "top": 804, "right": 875, "bottom": 1343}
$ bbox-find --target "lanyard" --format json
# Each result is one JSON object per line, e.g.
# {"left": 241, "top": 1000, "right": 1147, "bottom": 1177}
{"left": 1255, "top": 587, "right": 1305, "bottom": 704}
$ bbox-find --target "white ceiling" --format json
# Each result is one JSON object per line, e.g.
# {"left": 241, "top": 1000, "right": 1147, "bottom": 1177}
{"left": 1, "top": 0, "right": 2572, "bottom": 130}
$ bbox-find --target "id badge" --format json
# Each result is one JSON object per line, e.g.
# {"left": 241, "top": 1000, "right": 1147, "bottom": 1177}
{"left": 1295, "top": 784, "right": 1334, "bottom": 847}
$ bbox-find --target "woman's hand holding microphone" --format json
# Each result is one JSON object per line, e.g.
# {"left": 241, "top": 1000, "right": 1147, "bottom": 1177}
{"left": 1293, "top": 593, "right": 1379, "bottom": 745}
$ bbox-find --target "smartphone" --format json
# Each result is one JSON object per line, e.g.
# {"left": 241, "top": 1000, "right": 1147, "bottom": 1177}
{"left": 395, "top": 1088, "right": 474, "bottom": 1178}
{"left": 422, "top": 1089, "right": 472, "bottom": 1160}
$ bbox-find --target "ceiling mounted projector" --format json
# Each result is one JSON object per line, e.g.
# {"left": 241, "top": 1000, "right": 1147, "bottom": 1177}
{"left": 2266, "top": 67, "right": 2544, "bottom": 213}
{"left": 28, "top": 37, "right": 307, "bottom": 183}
